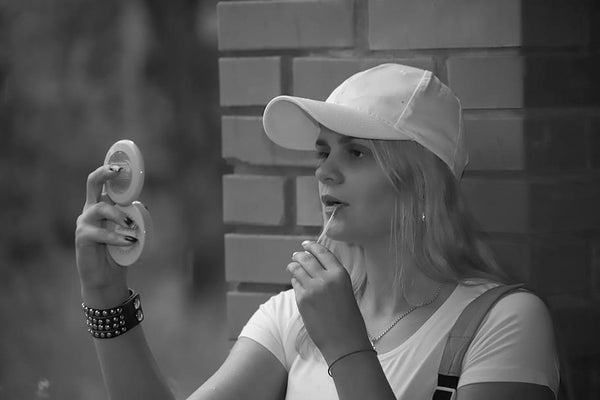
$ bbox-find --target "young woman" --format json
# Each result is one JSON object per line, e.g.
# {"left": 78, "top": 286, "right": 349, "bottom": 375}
{"left": 75, "top": 63, "right": 559, "bottom": 399}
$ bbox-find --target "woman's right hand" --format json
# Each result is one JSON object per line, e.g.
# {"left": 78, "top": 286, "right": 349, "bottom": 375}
{"left": 75, "top": 165, "right": 137, "bottom": 307}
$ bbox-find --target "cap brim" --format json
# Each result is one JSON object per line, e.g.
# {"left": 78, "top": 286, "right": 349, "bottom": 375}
{"left": 263, "top": 96, "right": 414, "bottom": 150}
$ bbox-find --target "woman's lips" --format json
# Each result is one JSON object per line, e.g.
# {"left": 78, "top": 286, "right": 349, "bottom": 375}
{"left": 321, "top": 194, "right": 349, "bottom": 208}
{"left": 323, "top": 204, "right": 346, "bottom": 213}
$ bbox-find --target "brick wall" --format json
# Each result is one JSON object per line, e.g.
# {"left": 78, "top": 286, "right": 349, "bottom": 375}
{"left": 217, "top": 1, "right": 600, "bottom": 398}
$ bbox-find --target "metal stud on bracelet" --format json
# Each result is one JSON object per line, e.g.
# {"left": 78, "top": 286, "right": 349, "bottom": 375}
{"left": 82, "top": 289, "right": 143, "bottom": 339}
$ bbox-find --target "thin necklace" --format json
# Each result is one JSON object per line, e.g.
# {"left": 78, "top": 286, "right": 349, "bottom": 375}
{"left": 368, "top": 284, "right": 443, "bottom": 348}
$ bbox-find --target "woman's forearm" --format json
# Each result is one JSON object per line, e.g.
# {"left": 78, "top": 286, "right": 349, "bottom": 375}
{"left": 93, "top": 325, "right": 175, "bottom": 400}
{"left": 83, "top": 287, "right": 175, "bottom": 400}
{"left": 329, "top": 351, "right": 396, "bottom": 400}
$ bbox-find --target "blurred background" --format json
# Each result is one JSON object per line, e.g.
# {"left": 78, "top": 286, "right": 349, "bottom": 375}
{"left": 0, "top": 0, "right": 227, "bottom": 398}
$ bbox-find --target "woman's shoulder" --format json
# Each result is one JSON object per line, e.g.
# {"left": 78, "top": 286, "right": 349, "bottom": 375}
{"left": 453, "top": 281, "right": 550, "bottom": 325}
{"left": 258, "top": 288, "right": 300, "bottom": 324}
{"left": 484, "top": 288, "right": 552, "bottom": 329}
{"left": 458, "top": 284, "right": 559, "bottom": 393}
{"left": 453, "top": 282, "right": 556, "bottom": 363}
{"left": 266, "top": 287, "right": 297, "bottom": 307}
{"left": 454, "top": 281, "right": 549, "bottom": 318}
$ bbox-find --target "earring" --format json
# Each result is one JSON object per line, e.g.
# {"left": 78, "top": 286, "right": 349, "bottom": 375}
{"left": 421, "top": 212, "right": 426, "bottom": 222}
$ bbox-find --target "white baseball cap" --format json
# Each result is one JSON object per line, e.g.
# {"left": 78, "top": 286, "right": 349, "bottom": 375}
{"left": 262, "top": 63, "right": 468, "bottom": 178}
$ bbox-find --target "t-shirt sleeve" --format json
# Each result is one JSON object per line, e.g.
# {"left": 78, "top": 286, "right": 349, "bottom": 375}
{"left": 238, "top": 289, "right": 299, "bottom": 370}
{"left": 458, "top": 292, "right": 560, "bottom": 396}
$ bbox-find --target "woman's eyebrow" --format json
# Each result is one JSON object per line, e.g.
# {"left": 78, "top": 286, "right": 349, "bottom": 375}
{"left": 315, "top": 136, "right": 357, "bottom": 147}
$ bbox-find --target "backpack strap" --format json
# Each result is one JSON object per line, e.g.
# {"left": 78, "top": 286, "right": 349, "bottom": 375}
{"left": 432, "top": 283, "right": 526, "bottom": 400}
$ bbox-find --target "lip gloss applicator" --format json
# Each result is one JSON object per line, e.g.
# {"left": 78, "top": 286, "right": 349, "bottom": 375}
{"left": 316, "top": 206, "right": 339, "bottom": 245}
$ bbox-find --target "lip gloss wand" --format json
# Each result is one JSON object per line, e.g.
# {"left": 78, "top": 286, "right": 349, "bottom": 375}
{"left": 317, "top": 206, "right": 339, "bottom": 245}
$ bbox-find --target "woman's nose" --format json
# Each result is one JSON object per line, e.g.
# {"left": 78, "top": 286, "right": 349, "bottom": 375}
{"left": 315, "top": 157, "right": 343, "bottom": 185}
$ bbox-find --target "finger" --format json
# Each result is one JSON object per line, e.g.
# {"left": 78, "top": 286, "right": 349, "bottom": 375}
{"left": 290, "top": 277, "right": 305, "bottom": 297}
{"left": 286, "top": 261, "right": 312, "bottom": 283}
{"left": 291, "top": 251, "right": 324, "bottom": 278}
{"left": 99, "top": 191, "right": 115, "bottom": 206}
{"left": 290, "top": 276, "right": 302, "bottom": 290}
{"left": 77, "top": 225, "right": 138, "bottom": 247}
{"left": 301, "top": 241, "right": 343, "bottom": 272}
{"left": 85, "top": 165, "right": 123, "bottom": 206}
{"left": 80, "top": 202, "right": 136, "bottom": 230}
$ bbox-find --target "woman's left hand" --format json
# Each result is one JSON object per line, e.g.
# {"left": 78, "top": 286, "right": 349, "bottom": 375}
{"left": 287, "top": 241, "right": 372, "bottom": 363}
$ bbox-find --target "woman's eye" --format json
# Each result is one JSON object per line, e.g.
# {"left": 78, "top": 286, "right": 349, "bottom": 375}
{"left": 316, "top": 151, "right": 329, "bottom": 160}
{"left": 349, "top": 149, "right": 364, "bottom": 159}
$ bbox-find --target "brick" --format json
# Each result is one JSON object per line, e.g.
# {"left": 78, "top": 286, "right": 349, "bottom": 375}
{"left": 546, "top": 300, "right": 600, "bottom": 361}
{"left": 222, "top": 116, "right": 315, "bottom": 167}
{"left": 462, "top": 176, "right": 600, "bottom": 234}
{"left": 219, "top": 57, "right": 281, "bottom": 106}
{"left": 464, "top": 115, "right": 525, "bottom": 171}
{"left": 293, "top": 57, "right": 435, "bottom": 100}
{"left": 227, "top": 291, "right": 274, "bottom": 339}
{"left": 522, "top": 56, "right": 600, "bottom": 107}
{"left": 296, "top": 176, "right": 321, "bottom": 226}
{"left": 217, "top": 1, "right": 353, "bottom": 51}
{"left": 531, "top": 236, "right": 589, "bottom": 295}
{"left": 464, "top": 114, "right": 588, "bottom": 172}
{"left": 369, "top": 0, "right": 586, "bottom": 50}
{"left": 485, "top": 238, "right": 532, "bottom": 284}
{"left": 521, "top": 0, "right": 588, "bottom": 46}
{"left": 524, "top": 117, "right": 587, "bottom": 171}
{"left": 370, "top": 0, "right": 518, "bottom": 50}
{"left": 530, "top": 175, "right": 600, "bottom": 233}
{"left": 443, "top": 55, "right": 599, "bottom": 109}
{"left": 223, "top": 175, "right": 286, "bottom": 225}
{"left": 225, "top": 234, "right": 313, "bottom": 284}
{"left": 485, "top": 236, "right": 590, "bottom": 293}
{"left": 447, "top": 56, "right": 525, "bottom": 109}
{"left": 461, "top": 178, "right": 530, "bottom": 233}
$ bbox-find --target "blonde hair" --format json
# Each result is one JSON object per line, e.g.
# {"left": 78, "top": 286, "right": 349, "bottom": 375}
{"left": 295, "top": 139, "right": 508, "bottom": 357}
{"left": 370, "top": 140, "right": 508, "bottom": 285}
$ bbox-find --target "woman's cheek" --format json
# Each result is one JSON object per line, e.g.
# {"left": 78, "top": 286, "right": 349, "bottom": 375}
{"left": 349, "top": 205, "right": 384, "bottom": 235}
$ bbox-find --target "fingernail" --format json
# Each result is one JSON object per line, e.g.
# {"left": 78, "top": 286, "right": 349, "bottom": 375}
{"left": 109, "top": 165, "right": 123, "bottom": 173}
{"left": 301, "top": 240, "right": 312, "bottom": 247}
{"left": 124, "top": 217, "right": 136, "bottom": 229}
{"left": 124, "top": 235, "right": 138, "bottom": 243}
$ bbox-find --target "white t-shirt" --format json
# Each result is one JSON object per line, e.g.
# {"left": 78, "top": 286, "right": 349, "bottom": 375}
{"left": 239, "top": 283, "right": 560, "bottom": 399}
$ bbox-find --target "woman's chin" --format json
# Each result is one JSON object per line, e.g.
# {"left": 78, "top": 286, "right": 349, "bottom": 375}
{"left": 322, "top": 220, "right": 368, "bottom": 243}
{"left": 323, "top": 227, "right": 379, "bottom": 246}
{"left": 323, "top": 227, "right": 352, "bottom": 242}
